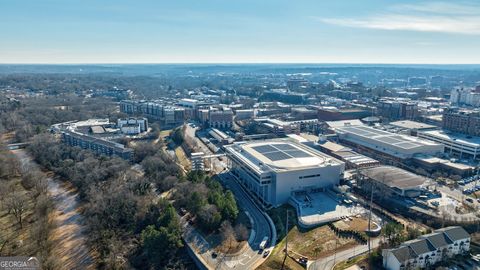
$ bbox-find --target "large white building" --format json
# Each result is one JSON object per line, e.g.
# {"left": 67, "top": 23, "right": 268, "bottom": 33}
{"left": 383, "top": 226, "right": 470, "bottom": 270}
{"left": 335, "top": 125, "right": 444, "bottom": 160}
{"left": 117, "top": 118, "right": 148, "bottom": 134}
{"left": 225, "top": 139, "right": 345, "bottom": 207}
{"left": 418, "top": 130, "right": 480, "bottom": 160}
{"left": 450, "top": 87, "right": 480, "bottom": 107}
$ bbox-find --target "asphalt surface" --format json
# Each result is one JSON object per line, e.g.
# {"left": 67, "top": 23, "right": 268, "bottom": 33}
{"left": 216, "top": 172, "right": 274, "bottom": 269}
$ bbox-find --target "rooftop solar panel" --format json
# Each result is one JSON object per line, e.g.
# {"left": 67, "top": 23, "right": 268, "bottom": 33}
{"left": 273, "top": 144, "right": 297, "bottom": 151}
{"left": 285, "top": 150, "right": 312, "bottom": 158}
{"left": 264, "top": 151, "right": 291, "bottom": 161}
{"left": 345, "top": 128, "right": 371, "bottom": 136}
{"left": 395, "top": 142, "right": 420, "bottom": 149}
{"left": 377, "top": 136, "right": 404, "bottom": 144}
{"left": 355, "top": 126, "right": 391, "bottom": 136}
{"left": 252, "top": 145, "right": 277, "bottom": 153}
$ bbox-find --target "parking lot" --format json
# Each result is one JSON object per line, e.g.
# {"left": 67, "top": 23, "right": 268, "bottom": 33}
{"left": 459, "top": 174, "right": 480, "bottom": 196}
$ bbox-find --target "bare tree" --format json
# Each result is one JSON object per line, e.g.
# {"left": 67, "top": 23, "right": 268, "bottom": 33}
{"left": 234, "top": 223, "right": 249, "bottom": 241}
{"left": 0, "top": 235, "right": 7, "bottom": 254}
{"left": 220, "top": 220, "right": 236, "bottom": 251}
{"left": 0, "top": 181, "right": 16, "bottom": 214}
{"left": 5, "top": 191, "right": 28, "bottom": 228}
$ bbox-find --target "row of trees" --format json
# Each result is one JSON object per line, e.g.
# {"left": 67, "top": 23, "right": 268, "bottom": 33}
{"left": 381, "top": 222, "right": 424, "bottom": 248}
{"left": 0, "top": 142, "right": 56, "bottom": 267}
{"left": 27, "top": 134, "right": 192, "bottom": 269}
{"left": 0, "top": 94, "right": 120, "bottom": 142}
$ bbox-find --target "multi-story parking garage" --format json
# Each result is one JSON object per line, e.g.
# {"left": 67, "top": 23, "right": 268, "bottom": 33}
{"left": 225, "top": 139, "right": 345, "bottom": 207}
{"left": 418, "top": 130, "right": 480, "bottom": 160}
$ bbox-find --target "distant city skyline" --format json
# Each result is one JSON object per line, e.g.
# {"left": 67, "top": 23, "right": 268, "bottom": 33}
{"left": 1, "top": 0, "right": 480, "bottom": 64}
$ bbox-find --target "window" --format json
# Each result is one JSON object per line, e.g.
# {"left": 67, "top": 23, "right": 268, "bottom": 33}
{"left": 299, "top": 174, "right": 320, "bottom": 179}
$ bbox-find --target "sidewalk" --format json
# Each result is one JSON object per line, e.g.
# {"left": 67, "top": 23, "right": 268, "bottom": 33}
{"left": 308, "top": 238, "right": 381, "bottom": 270}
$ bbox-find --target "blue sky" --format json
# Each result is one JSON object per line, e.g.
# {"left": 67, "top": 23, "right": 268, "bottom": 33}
{"left": 1, "top": 0, "right": 479, "bottom": 64}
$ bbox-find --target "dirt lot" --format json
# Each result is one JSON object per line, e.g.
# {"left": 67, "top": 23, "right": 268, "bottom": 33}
{"left": 288, "top": 225, "right": 357, "bottom": 259}
{"left": 334, "top": 217, "right": 372, "bottom": 232}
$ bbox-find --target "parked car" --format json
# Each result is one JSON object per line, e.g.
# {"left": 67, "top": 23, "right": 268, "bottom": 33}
{"left": 263, "top": 250, "right": 270, "bottom": 257}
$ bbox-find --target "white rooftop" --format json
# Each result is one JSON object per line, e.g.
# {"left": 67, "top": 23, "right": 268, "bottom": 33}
{"left": 226, "top": 139, "right": 341, "bottom": 172}
{"left": 337, "top": 125, "right": 440, "bottom": 150}
{"left": 420, "top": 130, "right": 480, "bottom": 148}
{"left": 326, "top": 119, "right": 364, "bottom": 129}
{"left": 389, "top": 120, "right": 437, "bottom": 130}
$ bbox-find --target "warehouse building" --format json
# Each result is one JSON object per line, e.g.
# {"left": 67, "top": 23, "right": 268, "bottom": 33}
{"left": 335, "top": 125, "right": 444, "bottom": 162}
{"left": 357, "top": 166, "right": 429, "bottom": 198}
{"left": 317, "top": 140, "right": 380, "bottom": 169}
{"left": 225, "top": 139, "right": 345, "bottom": 207}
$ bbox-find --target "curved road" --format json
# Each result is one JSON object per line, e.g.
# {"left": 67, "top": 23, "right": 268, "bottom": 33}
{"left": 217, "top": 172, "right": 275, "bottom": 269}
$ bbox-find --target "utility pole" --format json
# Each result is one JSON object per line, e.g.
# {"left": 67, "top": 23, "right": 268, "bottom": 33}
{"left": 285, "top": 209, "right": 289, "bottom": 254}
{"left": 368, "top": 180, "right": 374, "bottom": 255}
{"left": 281, "top": 209, "right": 290, "bottom": 270}
{"left": 333, "top": 237, "right": 338, "bottom": 265}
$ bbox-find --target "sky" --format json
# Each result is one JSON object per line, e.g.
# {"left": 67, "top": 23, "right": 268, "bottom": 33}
{"left": 1, "top": 0, "right": 480, "bottom": 64}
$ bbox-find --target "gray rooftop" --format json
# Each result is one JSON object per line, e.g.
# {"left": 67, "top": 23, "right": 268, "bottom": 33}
{"left": 389, "top": 120, "right": 437, "bottom": 130}
{"left": 403, "top": 239, "right": 436, "bottom": 256}
{"left": 359, "top": 166, "right": 428, "bottom": 189}
{"left": 421, "top": 232, "right": 452, "bottom": 248}
{"left": 436, "top": 226, "right": 470, "bottom": 242}
{"left": 390, "top": 246, "right": 416, "bottom": 263}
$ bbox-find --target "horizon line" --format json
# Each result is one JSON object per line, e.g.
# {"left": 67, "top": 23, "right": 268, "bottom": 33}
{"left": 1, "top": 62, "right": 480, "bottom": 65}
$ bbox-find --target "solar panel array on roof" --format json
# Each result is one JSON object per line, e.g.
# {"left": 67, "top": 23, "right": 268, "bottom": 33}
{"left": 252, "top": 143, "right": 313, "bottom": 161}
{"left": 396, "top": 142, "right": 420, "bottom": 149}
{"left": 274, "top": 144, "right": 297, "bottom": 151}
{"left": 338, "top": 125, "right": 432, "bottom": 150}
{"left": 285, "top": 150, "right": 312, "bottom": 158}
{"left": 264, "top": 151, "right": 291, "bottom": 161}
{"left": 252, "top": 145, "right": 277, "bottom": 153}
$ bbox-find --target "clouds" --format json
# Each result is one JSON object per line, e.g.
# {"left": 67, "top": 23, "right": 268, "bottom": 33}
{"left": 317, "top": 1, "right": 480, "bottom": 35}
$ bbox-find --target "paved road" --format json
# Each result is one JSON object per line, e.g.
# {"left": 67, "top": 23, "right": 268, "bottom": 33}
{"left": 217, "top": 172, "right": 274, "bottom": 269}
{"left": 308, "top": 238, "right": 381, "bottom": 270}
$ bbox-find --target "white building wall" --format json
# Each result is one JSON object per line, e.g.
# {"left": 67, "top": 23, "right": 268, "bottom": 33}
{"left": 382, "top": 251, "right": 402, "bottom": 270}
{"left": 418, "top": 132, "right": 480, "bottom": 158}
{"left": 117, "top": 118, "right": 148, "bottom": 132}
{"left": 272, "top": 164, "right": 344, "bottom": 206}
{"left": 121, "top": 125, "right": 141, "bottom": 134}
